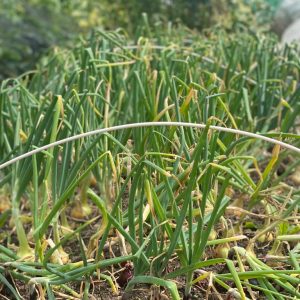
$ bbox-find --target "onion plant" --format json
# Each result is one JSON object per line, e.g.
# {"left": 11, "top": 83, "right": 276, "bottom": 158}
{"left": 0, "top": 23, "right": 300, "bottom": 299}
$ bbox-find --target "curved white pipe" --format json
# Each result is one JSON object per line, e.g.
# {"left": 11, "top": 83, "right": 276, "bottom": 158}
{"left": 0, "top": 121, "right": 299, "bottom": 170}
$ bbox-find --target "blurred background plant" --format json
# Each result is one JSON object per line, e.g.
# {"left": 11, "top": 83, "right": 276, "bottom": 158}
{"left": 0, "top": 0, "right": 74, "bottom": 79}
{"left": 0, "top": 0, "right": 277, "bottom": 80}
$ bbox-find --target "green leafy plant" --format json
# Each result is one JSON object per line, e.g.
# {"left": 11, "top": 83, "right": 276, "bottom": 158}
{"left": 0, "top": 24, "right": 300, "bottom": 299}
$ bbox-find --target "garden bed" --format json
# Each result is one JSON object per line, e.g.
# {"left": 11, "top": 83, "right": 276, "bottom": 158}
{"left": 0, "top": 26, "right": 300, "bottom": 299}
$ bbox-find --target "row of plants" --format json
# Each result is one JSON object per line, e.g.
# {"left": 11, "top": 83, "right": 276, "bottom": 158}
{"left": 0, "top": 22, "right": 300, "bottom": 299}
{"left": 0, "top": 0, "right": 276, "bottom": 80}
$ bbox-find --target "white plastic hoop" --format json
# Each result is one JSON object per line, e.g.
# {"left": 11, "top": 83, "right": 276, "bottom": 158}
{"left": 0, "top": 122, "right": 299, "bottom": 170}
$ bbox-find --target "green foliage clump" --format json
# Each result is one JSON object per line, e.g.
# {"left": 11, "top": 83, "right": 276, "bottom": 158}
{"left": 0, "top": 0, "right": 276, "bottom": 80}
{"left": 0, "top": 24, "right": 299, "bottom": 299}
{"left": 0, "top": 1, "right": 77, "bottom": 79}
